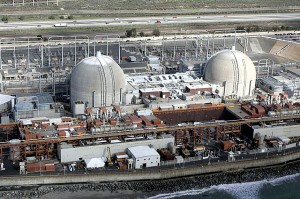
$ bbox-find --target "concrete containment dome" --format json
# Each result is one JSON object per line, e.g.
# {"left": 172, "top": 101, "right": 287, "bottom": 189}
{"left": 204, "top": 50, "right": 256, "bottom": 98}
{"left": 70, "top": 52, "right": 126, "bottom": 108}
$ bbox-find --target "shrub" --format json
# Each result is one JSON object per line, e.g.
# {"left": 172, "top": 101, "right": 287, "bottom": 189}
{"left": 152, "top": 28, "right": 160, "bottom": 37}
{"left": 125, "top": 28, "right": 137, "bottom": 37}
{"left": 139, "top": 31, "right": 145, "bottom": 37}
{"left": 1, "top": 16, "right": 8, "bottom": 22}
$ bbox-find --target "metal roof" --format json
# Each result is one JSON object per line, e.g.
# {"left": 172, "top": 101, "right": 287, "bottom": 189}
{"left": 128, "top": 145, "right": 159, "bottom": 158}
{"left": 0, "top": 94, "right": 14, "bottom": 105}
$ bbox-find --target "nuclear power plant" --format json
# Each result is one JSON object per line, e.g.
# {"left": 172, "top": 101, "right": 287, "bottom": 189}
{"left": 0, "top": 31, "right": 300, "bottom": 177}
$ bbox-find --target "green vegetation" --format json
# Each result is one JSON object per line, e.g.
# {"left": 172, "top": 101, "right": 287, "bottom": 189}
{"left": 48, "top": 15, "right": 55, "bottom": 20}
{"left": 139, "top": 31, "right": 145, "bottom": 37}
{"left": 19, "top": 16, "right": 25, "bottom": 21}
{"left": 152, "top": 28, "right": 160, "bottom": 37}
{"left": 2, "top": 0, "right": 299, "bottom": 11}
{"left": 125, "top": 28, "right": 137, "bottom": 37}
{"left": 1, "top": 16, "right": 8, "bottom": 22}
{"left": 67, "top": 15, "right": 74, "bottom": 20}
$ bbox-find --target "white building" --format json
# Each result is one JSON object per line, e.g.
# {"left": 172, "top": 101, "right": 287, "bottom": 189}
{"left": 127, "top": 145, "right": 160, "bottom": 169}
{"left": 58, "top": 135, "right": 173, "bottom": 163}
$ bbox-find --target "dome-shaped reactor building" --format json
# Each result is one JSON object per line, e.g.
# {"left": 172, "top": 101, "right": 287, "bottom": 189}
{"left": 204, "top": 50, "right": 256, "bottom": 98}
{"left": 70, "top": 52, "right": 126, "bottom": 108}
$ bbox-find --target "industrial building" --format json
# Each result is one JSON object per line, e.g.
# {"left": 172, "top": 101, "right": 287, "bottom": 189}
{"left": 58, "top": 135, "right": 174, "bottom": 163}
{"left": 127, "top": 145, "right": 160, "bottom": 169}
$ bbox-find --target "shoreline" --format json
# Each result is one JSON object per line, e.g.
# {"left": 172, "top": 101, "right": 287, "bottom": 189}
{"left": 1, "top": 159, "right": 300, "bottom": 199}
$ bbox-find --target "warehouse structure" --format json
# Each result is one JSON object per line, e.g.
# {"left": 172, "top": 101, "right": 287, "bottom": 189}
{"left": 127, "top": 145, "right": 160, "bottom": 169}
{"left": 57, "top": 135, "right": 174, "bottom": 163}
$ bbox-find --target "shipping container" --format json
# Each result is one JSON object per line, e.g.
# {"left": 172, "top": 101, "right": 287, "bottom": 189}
{"left": 45, "top": 164, "right": 55, "bottom": 171}
{"left": 27, "top": 162, "right": 46, "bottom": 172}
{"left": 108, "top": 118, "right": 117, "bottom": 125}
{"left": 57, "top": 124, "right": 69, "bottom": 131}
{"left": 61, "top": 117, "right": 72, "bottom": 123}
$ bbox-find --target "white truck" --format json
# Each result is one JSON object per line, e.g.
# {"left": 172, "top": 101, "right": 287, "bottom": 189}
{"left": 53, "top": 23, "right": 67, "bottom": 27}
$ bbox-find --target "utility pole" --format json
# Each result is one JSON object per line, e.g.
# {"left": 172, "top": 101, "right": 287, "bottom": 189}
{"left": 173, "top": 33, "right": 176, "bottom": 60}
{"left": 184, "top": 30, "right": 187, "bottom": 61}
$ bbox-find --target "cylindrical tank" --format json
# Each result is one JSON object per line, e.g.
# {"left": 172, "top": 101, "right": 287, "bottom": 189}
{"left": 268, "top": 111, "right": 278, "bottom": 117}
{"left": 259, "top": 101, "right": 266, "bottom": 106}
{"left": 292, "top": 109, "right": 298, "bottom": 114}
{"left": 9, "top": 139, "right": 21, "bottom": 161}
{"left": 280, "top": 110, "right": 289, "bottom": 115}
{"left": 91, "top": 127, "right": 103, "bottom": 134}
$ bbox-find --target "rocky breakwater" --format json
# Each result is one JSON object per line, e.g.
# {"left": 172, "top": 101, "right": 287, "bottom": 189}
{"left": 1, "top": 159, "right": 300, "bottom": 199}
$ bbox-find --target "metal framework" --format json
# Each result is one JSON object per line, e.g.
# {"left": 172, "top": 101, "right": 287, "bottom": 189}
{"left": 1, "top": 114, "right": 300, "bottom": 161}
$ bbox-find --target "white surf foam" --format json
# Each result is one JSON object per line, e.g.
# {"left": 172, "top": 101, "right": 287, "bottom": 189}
{"left": 147, "top": 173, "right": 300, "bottom": 199}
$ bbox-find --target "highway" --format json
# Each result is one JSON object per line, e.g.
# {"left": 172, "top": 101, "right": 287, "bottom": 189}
{"left": 0, "top": 13, "right": 300, "bottom": 31}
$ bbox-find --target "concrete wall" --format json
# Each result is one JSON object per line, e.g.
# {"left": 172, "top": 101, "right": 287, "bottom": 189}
{"left": 1, "top": 150, "right": 300, "bottom": 187}
{"left": 253, "top": 124, "right": 300, "bottom": 138}
{"left": 134, "top": 155, "right": 160, "bottom": 169}
{"left": 59, "top": 137, "right": 174, "bottom": 163}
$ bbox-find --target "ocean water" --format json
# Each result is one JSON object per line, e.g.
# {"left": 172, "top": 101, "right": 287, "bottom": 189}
{"left": 147, "top": 173, "right": 300, "bottom": 199}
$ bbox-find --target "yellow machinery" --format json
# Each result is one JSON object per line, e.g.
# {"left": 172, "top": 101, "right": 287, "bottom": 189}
{"left": 107, "top": 147, "right": 113, "bottom": 166}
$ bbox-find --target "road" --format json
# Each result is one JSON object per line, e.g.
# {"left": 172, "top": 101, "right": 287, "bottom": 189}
{"left": 0, "top": 13, "right": 300, "bottom": 31}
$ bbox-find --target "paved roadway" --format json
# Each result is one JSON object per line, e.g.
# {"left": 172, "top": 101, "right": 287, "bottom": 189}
{"left": 0, "top": 13, "right": 300, "bottom": 31}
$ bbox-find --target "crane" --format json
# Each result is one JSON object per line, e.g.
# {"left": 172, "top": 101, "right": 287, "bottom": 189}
{"left": 107, "top": 147, "right": 113, "bottom": 166}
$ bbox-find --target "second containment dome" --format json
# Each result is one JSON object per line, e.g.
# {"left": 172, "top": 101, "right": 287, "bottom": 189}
{"left": 204, "top": 50, "right": 256, "bottom": 98}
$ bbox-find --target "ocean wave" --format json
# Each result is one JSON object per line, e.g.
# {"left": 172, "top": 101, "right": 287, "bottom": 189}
{"left": 267, "top": 173, "right": 300, "bottom": 186}
{"left": 147, "top": 188, "right": 211, "bottom": 199}
{"left": 147, "top": 173, "right": 300, "bottom": 199}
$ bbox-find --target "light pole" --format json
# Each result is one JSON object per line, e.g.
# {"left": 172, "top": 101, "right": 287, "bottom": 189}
{"left": 161, "top": 32, "right": 165, "bottom": 62}
{"left": 173, "top": 33, "right": 176, "bottom": 60}
{"left": 184, "top": 30, "right": 187, "bottom": 61}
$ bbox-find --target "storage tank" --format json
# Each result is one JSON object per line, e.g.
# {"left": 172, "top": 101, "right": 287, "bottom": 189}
{"left": 280, "top": 110, "right": 289, "bottom": 115}
{"left": 268, "top": 111, "right": 278, "bottom": 117}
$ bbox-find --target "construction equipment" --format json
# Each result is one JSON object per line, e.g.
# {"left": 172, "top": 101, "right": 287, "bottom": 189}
{"left": 107, "top": 147, "right": 113, "bottom": 166}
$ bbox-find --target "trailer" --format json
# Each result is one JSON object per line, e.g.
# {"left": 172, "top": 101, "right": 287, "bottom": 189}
{"left": 53, "top": 23, "right": 67, "bottom": 27}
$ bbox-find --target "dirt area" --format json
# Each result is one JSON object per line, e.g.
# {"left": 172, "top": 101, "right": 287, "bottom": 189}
{"left": 1, "top": 0, "right": 300, "bottom": 11}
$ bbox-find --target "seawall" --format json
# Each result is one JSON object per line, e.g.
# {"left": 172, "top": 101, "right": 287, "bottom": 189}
{"left": 0, "top": 151, "right": 299, "bottom": 187}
